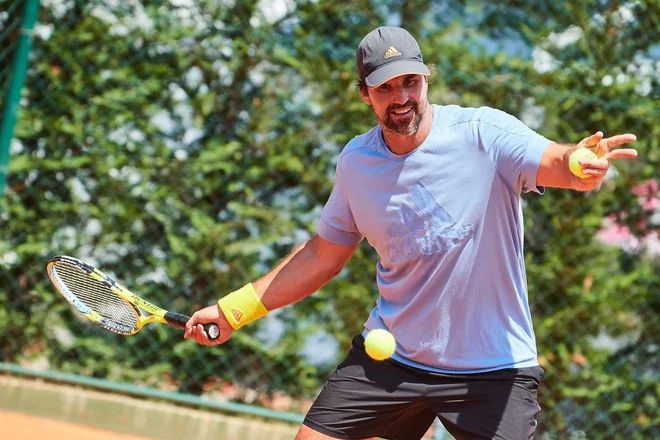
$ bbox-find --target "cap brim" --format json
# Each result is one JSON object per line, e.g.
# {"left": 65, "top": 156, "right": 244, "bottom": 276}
{"left": 365, "top": 61, "right": 430, "bottom": 87}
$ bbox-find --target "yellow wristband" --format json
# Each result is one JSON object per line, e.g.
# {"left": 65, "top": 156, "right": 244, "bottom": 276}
{"left": 218, "top": 283, "right": 269, "bottom": 329}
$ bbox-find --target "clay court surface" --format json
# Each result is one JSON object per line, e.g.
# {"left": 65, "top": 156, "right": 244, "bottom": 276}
{"left": 0, "top": 410, "right": 151, "bottom": 440}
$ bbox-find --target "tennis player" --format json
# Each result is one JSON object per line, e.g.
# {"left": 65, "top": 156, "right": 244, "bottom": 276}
{"left": 185, "top": 26, "right": 638, "bottom": 439}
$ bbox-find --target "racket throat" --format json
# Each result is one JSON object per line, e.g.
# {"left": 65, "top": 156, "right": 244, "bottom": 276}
{"left": 141, "top": 315, "right": 167, "bottom": 327}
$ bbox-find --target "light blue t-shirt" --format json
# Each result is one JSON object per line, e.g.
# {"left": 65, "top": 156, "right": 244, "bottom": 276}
{"left": 318, "top": 104, "right": 552, "bottom": 373}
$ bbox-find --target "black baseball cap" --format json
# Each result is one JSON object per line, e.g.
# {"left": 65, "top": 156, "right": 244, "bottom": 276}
{"left": 356, "top": 26, "right": 430, "bottom": 87}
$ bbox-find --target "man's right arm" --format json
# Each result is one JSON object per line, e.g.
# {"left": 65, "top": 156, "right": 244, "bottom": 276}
{"left": 184, "top": 234, "right": 359, "bottom": 345}
{"left": 255, "top": 234, "right": 360, "bottom": 311}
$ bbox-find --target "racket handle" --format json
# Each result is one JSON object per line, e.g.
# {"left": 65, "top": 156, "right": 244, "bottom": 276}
{"left": 164, "top": 311, "right": 220, "bottom": 340}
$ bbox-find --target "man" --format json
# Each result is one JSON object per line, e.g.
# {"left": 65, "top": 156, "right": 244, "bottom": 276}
{"left": 185, "top": 26, "right": 637, "bottom": 439}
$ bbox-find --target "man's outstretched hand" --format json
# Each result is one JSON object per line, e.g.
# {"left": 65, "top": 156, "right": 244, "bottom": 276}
{"left": 572, "top": 131, "right": 638, "bottom": 190}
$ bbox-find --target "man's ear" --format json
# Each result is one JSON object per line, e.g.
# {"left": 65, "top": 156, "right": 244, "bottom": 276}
{"left": 359, "top": 87, "right": 372, "bottom": 106}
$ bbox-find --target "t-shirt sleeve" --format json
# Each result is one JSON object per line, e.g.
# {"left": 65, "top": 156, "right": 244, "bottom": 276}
{"left": 317, "top": 163, "right": 364, "bottom": 245}
{"left": 475, "top": 107, "right": 551, "bottom": 194}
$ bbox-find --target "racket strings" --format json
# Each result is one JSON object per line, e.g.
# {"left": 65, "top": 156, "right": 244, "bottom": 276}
{"left": 53, "top": 262, "right": 139, "bottom": 330}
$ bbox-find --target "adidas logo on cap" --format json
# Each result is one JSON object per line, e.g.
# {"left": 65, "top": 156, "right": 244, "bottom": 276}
{"left": 384, "top": 46, "right": 402, "bottom": 59}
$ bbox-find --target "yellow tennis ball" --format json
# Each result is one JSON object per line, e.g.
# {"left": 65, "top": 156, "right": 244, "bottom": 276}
{"left": 569, "top": 149, "right": 598, "bottom": 179}
{"left": 365, "top": 329, "right": 396, "bottom": 361}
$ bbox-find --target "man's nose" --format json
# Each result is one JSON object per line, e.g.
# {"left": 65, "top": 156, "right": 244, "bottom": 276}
{"left": 390, "top": 86, "right": 409, "bottom": 105}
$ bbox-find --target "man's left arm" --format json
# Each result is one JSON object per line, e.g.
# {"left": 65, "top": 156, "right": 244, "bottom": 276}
{"left": 537, "top": 131, "right": 638, "bottom": 191}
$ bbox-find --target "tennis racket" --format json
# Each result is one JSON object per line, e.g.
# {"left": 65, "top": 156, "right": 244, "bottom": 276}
{"left": 46, "top": 255, "right": 220, "bottom": 339}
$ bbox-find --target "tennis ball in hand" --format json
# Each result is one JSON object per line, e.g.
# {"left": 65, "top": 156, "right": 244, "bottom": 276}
{"left": 365, "top": 329, "right": 396, "bottom": 361}
{"left": 569, "top": 149, "right": 598, "bottom": 179}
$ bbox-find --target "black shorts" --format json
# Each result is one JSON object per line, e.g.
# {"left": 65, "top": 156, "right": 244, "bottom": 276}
{"left": 303, "top": 335, "right": 544, "bottom": 440}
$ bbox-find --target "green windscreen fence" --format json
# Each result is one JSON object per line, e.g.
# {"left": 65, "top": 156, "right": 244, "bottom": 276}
{"left": 1, "top": 1, "right": 658, "bottom": 439}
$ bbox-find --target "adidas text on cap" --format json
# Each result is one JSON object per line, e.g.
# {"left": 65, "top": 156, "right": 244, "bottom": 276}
{"left": 356, "top": 26, "right": 430, "bottom": 87}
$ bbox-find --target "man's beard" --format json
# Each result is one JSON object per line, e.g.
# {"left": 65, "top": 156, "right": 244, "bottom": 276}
{"left": 382, "top": 100, "right": 424, "bottom": 136}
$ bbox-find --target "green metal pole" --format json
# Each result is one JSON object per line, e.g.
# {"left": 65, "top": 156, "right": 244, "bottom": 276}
{"left": 0, "top": 0, "right": 41, "bottom": 200}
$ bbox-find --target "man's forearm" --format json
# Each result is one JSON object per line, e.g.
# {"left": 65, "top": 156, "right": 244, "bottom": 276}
{"left": 252, "top": 235, "right": 351, "bottom": 311}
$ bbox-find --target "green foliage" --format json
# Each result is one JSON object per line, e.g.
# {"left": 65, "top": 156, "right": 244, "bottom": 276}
{"left": 0, "top": 0, "right": 658, "bottom": 437}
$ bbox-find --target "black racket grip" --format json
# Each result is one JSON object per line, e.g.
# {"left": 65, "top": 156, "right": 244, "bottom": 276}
{"left": 164, "top": 311, "right": 220, "bottom": 340}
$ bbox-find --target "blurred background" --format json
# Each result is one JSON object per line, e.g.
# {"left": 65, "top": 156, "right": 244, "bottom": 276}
{"left": 0, "top": 0, "right": 658, "bottom": 439}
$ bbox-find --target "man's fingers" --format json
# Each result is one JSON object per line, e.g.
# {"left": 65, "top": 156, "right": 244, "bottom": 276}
{"left": 185, "top": 323, "right": 212, "bottom": 345}
{"left": 579, "top": 158, "right": 610, "bottom": 172}
{"left": 603, "top": 133, "right": 637, "bottom": 149}
{"left": 580, "top": 150, "right": 637, "bottom": 170}
{"left": 188, "top": 323, "right": 205, "bottom": 343}
{"left": 583, "top": 131, "right": 603, "bottom": 147}
{"left": 577, "top": 148, "right": 638, "bottom": 180}
{"left": 603, "top": 148, "right": 638, "bottom": 160}
{"left": 579, "top": 170, "right": 607, "bottom": 179}
{"left": 196, "top": 324, "right": 211, "bottom": 345}
{"left": 184, "top": 314, "right": 199, "bottom": 338}
{"left": 588, "top": 133, "right": 636, "bottom": 158}
{"left": 195, "top": 324, "right": 222, "bottom": 346}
